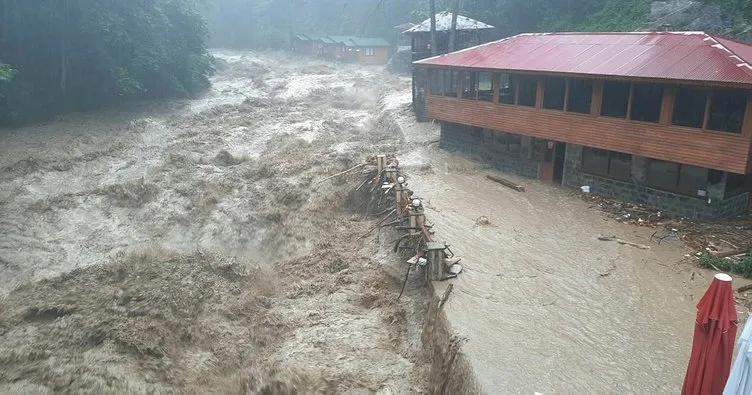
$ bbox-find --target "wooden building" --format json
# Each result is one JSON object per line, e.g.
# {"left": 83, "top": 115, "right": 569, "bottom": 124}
{"left": 318, "top": 36, "right": 391, "bottom": 65}
{"left": 292, "top": 34, "right": 322, "bottom": 55}
{"left": 413, "top": 32, "right": 752, "bottom": 219}
{"left": 402, "top": 12, "right": 495, "bottom": 120}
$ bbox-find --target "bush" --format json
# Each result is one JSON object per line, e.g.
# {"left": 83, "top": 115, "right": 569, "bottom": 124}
{"left": 698, "top": 253, "right": 752, "bottom": 278}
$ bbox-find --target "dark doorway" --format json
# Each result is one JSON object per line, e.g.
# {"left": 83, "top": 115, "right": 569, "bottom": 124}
{"left": 554, "top": 142, "right": 566, "bottom": 184}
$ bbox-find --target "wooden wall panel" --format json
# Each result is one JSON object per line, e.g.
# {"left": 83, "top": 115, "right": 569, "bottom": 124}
{"left": 426, "top": 96, "right": 752, "bottom": 174}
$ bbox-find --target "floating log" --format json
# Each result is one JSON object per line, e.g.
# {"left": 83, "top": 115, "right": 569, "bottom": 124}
{"left": 712, "top": 246, "right": 751, "bottom": 259}
{"left": 486, "top": 174, "right": 525, "bottom": 192}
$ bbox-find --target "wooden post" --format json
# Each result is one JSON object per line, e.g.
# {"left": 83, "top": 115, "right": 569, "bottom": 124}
{"left": 376, "top": 155, "right": 386, "bottom": 174}
{"left": 426, "top": 242, "right": 447, "bottom": 281}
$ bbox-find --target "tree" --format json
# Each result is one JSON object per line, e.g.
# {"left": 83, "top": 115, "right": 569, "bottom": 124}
{"left": 0, "top": 0, "right": 213, "bottom": 125}
{"left": 448, "top": 0, "right": 460, "bottom": 51}
{"left": 429, "top": 0, "right": 437, "bottom": 56}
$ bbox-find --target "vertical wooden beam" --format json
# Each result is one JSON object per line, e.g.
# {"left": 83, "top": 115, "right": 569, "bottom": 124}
{"left": 702, "top": 92, "right": 712, "bottom": 130}
{"left": 563, "top": 78, "right": 570, "bottom": 112}
{"left": 591, "top": 80, "right": 603, "bottom": 117}
{"left": 514, "top": 74, "right": 520, "bottom": 105}
{"left": 626, "top": 82, "right": 634, "bottom": 120}
{"left": 535, "top": 76, "right": 544, "bottom": 110}
{"left": 742, "top": 93, "right": 752, "bottom": 138}
{"left": 455, "top": 70, "right": 461, "bottom": 98}
{"left": 660, "top": 85, "right": 676, "bottom": 126}
{"left": 493, "top": 72, "right": 500, "bottom": 104}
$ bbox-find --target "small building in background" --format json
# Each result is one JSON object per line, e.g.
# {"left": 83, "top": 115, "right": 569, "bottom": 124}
{"left": 304, "top": 35, "right": 392, "bottom": 65}
{"left": 292, "top": 34, "right": 322, "bottom": 55}
{"left": 342, "top": 37, "right": 392, "bottom": 65}
{"left": 413, "top": 31, "right": 752, "bottom": 219}
{"left": 403, "top": 12, "right": 495, "bottom": 120}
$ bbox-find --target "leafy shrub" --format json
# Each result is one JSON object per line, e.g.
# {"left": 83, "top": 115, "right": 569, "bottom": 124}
{"left": 698, "top": 253, "right": 752, "bottom": 278}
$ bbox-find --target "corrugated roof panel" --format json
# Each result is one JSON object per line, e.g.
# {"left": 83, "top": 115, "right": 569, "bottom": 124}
{"left": 415, "top": 32, "right": 752, "bottom": 85}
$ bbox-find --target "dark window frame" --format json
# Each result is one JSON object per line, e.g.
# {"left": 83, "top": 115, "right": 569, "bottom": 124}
{"left": 498, "top": 73, "right": 516, "bottom": 105}
{"left": 600, "top": 80, "right": 631, "bottom": 119}
{"left": 629, "top": 83, "right": 663, "bottom": 123}
{"left": 517, "top": 75, "right": 538, "bottom": 107}
{"left": 566, "top": 78, "right": 594, "bottom": 114}
{"left": 645, "top": 159, "right": 709, "bottom": 197}
{"left": 542, "top": 76, "right": 566, "bottom": 111}
{"left": 580, "top": 147, "right": 632, "bottom": 181}
{"left": 429, "top": 69, "right": 445, "bottom": 96}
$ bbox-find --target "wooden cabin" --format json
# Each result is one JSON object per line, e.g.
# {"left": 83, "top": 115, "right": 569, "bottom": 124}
{"left": 321, "top": 36, "right": 391, "bottom": 65}
{"left": 293, "top": 34, "right": 322, "bottom": 55}
{"left": 403, "top": 12, "right": 495, "bottom": 120}
{"left": 414, "top": 32, "right": 752, "bottom": 219}
{"left": 343, "top": 37, "right": 391, "bottom": 65}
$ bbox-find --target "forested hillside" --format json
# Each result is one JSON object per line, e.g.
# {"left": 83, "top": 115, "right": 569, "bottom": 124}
{"left": 0, "top": 0, "right": 212, "bottom": 125}
{"left": 207, "top": 0, "right": 752, "bottom": 49}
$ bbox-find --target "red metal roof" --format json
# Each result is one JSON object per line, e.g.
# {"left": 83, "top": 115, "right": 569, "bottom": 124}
{"left": 414, "top": 32, "right": 752, "bottom": 85}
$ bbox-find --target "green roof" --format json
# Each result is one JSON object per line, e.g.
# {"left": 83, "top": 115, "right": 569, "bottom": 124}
{"left": 295, "top": 34, "right": 321, "bottom": 41}
{"left": 327, "top": 35, "right": 359, "bottom": 44}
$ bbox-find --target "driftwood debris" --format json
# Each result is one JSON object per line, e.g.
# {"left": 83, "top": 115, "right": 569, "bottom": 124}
{"left": 737, "top": 283, "right": 752, "bottom": 293}
{"left": 316, "top": 163, "right": 367, "bottom": 185}
{"left": 712, "top": 246, "right": 751, "bottom": 259}
{"left": 486, "top": 174, "right": 525, "bottom": 192}
{"left": 598, "top": 235, "right": 651, "bottom": 250}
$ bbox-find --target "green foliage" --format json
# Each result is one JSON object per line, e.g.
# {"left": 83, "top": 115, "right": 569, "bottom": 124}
{"left": 0, "top": 63, "right": 14, "bottom": 82}
{"left": 698, "top": 253, "right": 752, "bottom": 278}
{"left": 0, "top": 0, "right": 213, "bottom": 125}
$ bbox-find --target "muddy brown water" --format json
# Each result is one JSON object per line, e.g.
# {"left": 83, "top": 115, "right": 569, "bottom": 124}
{"left": 0, "top": 51, "right": 428, "bottom": 393}
{"left": 0, "top": 50, "right": 745, "bottom": 394}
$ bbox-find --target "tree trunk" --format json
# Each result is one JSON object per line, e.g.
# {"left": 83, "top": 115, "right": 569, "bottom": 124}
{"left": 429, "top": 0, "right": 437, "bottom": 56}
{"left": 448, "top": 0, "right": 460, "bottom": 52}
{"left": 59, "top": 0, "right": 68, "bottom": 92}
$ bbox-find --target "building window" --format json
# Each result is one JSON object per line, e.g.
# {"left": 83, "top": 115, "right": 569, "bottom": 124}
{"left": 581, "top": 147, "right": 631, "bottom": 180}
{"left": 673, "top": 87, "right": 707, "bottom": 128}
{"left": 646, "top": 159, "right": 708, "bottom": 196}
{"left": 491, "top": 131, "right": 522, "bottom": 156}
{"left": 507, "top": 133, "right": 522, "bottom": 155}
{"left": 499, "top": 74, "right": 515, "bottom": 104}
{"left": 543, "top": 76, "right": 566, "bottom": 110}
{"left": 630, "top": 83, "right": 663, "bottom": 123}
{"left": 365, "top": 48, "right": 375, "bottom": 56}
{"left": 429, "top": 69, "right": 444, "bottom": 96}
{"left": 461, "top": 71, "right": 478, "bottom": 99}
{"left": 601, "top": 81, "right": 630, "bottom": 118}
{"left": 707, "top": 89, "right": 747, "bottom": 134}
{"left": 478, "top": 72, "right": 493, "bottom": 102}
{"left": 517, "top": 75, "right": 537, "bottom": 107}
{"left": 566, "top": 78, "right": 593, "bottom": 114}
{"left": 726, "top": 173, "right": 750, "bottom": 197}
{"left": 444, "top": 70, "right": 458, "bottom": 97}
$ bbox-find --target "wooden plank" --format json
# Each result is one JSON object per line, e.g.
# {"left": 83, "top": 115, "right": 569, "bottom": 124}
{"left": 427, "top": 96, "right": 752, "bottom": 174}
{"left": 486, "top": 174, "right": 526, "bottom": 192}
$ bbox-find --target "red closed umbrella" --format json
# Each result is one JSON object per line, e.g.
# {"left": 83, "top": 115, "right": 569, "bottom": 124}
{"left": 682, "top": 273, "right": 738, "bottom": 395}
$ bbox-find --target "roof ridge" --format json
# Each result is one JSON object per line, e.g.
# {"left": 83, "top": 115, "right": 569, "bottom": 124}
{"left": 702, "top": 33, "right": 752, "bottom": 78}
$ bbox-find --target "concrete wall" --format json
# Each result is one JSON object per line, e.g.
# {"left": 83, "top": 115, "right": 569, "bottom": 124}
{"left": 562, "top": 143, "right": 750, "bottom": 220}
{"left": 439, "top": 122, "right": 540, "bottom": 179}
